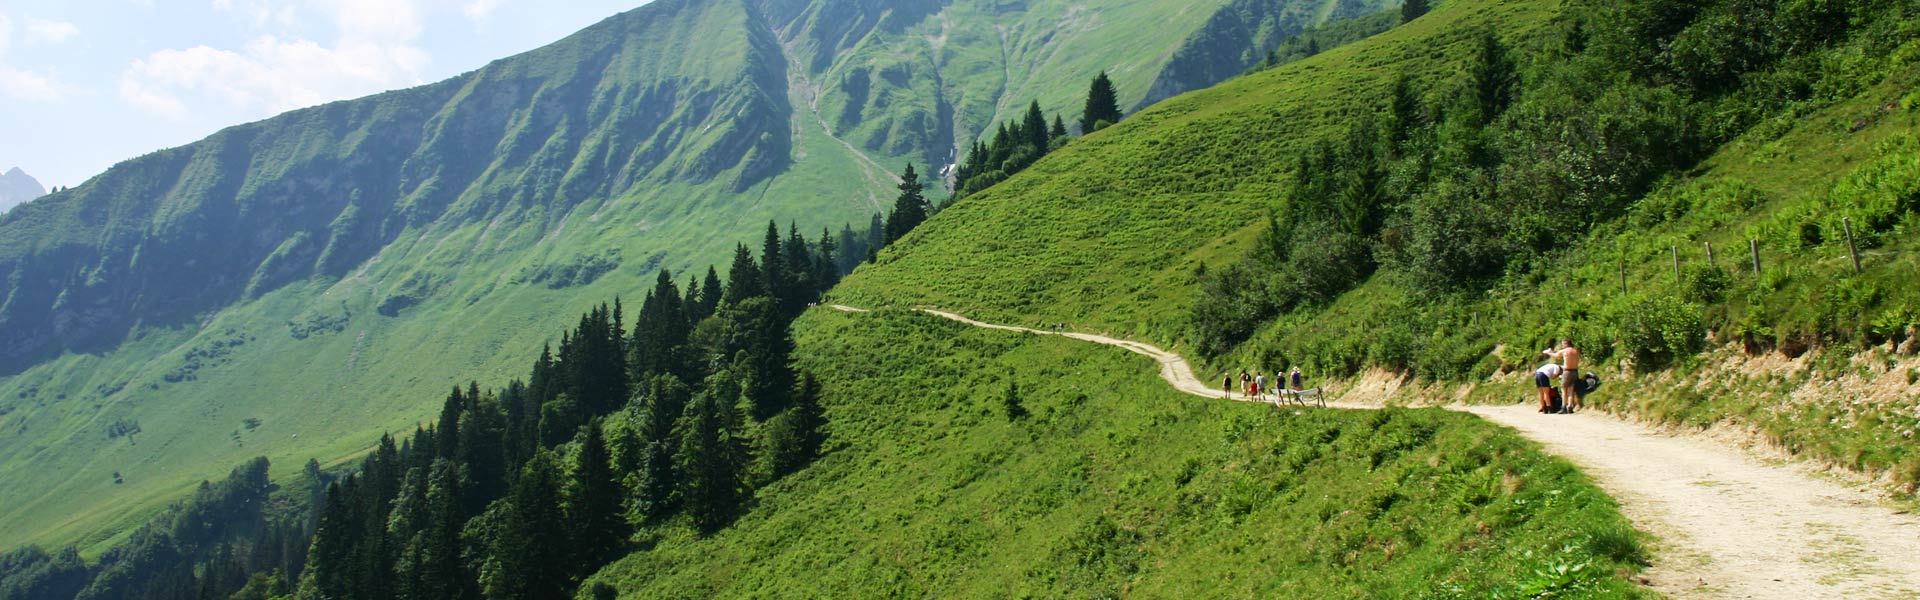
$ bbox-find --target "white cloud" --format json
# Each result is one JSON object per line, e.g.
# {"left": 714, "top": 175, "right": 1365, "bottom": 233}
{"left": 121, "top": 35, "right": 428, "bottom": 119}
{"left": 24, "top": 18, "right": 78, "bottom": 45}
{"left": 122, "top": 0, "right": 432, "bottom": 120}
{"left": 0, "top": 11, "right": 13, "bottom": 56}
{"left": 0, "top": 65, "right": 67, "bottom": 101}
{"left": 462, "top": 0, "right": 507, "bottom": 23}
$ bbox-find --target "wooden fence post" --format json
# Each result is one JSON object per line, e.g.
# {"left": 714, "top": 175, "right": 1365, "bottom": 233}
{"left": 1671, "top": 245, "right": 1681, "bottom": 282}
{"left": 1619, "top": 261, "right": 1627, "bottom": 295}
{"left": 1705, "top": 241, "right": 1715, "bottom": 267}
{"left": 1843, "top": 217, "right": 1862, "bottom": 274}
{"left": 1750, "top": 239, "right": 1762, "bottom": 275}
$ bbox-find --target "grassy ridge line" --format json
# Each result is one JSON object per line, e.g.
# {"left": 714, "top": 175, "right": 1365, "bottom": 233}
{"left": 828, "top": 0, "right": 1561, "bottom": 345}
{"left": 0, "top": 0, "right": 1339, "bottom": 551}
{"left": 588, "top": 307, "right": 1651, "bottom": 598}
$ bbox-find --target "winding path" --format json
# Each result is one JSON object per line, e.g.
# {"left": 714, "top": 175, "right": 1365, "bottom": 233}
{"left": 829, "top": 304, "right": 1920, "bottom": 599}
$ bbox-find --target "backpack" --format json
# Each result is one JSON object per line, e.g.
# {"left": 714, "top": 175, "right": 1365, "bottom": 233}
{"left": 1579, "top": 373, "right": 1602, "bottom": 396}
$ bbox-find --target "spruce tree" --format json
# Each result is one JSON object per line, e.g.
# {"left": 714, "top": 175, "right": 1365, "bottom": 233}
{"left": 864, "top": 213, "right": 885, "bottom": 262}
{"left": 485, "top": 450, "right": 569, "bottom": 600}
{"left": 1401, "top": 0, "right": 1430, "bottom": 23}
{"left": 1468, "top": 29, "right": 1515, "bottom": 126}
{"left": 724, "top": 244, "right": 764, "bottom": 304}
{"left": 1003, "top": 380, "right": 1027, "bottom": 420}
{"left": 675, "top": 374, "right": 750, "bottom": 533}
{"left": 630, "top": 271, "right": 689, "bottom": 382}
{"left": 883, "top": 164, "right": 929, "bottom": 245}
{"left": 632, "top": 375, "right": 690, "bottom": 521}
{"left": 1080, "top": 71, "right": 1122, "bottom": 133}
{"left": 760, "top": 221, "right": 785, "bottom": 306}
{"left": 1022, "top": 100, "right": 1050, "bottom": 154}
{"left": 567, "top": 421, "right": 628, "bottom": 579}
{"left": 814, "top": 227, "right": 840, "bottom": 293}
{"left": 698, "top": 266, "right": 725, "bottom": 321}
{"left": 1050, "top": 115, "right": 1068, "bottom": 141}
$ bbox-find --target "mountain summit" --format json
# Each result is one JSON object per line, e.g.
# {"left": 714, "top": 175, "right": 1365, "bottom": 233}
{"left": 0, "top": 168, "right": 45, "bottom": 214}
{"left": 0, "top": 0, "right": 1383, "bottom": 550}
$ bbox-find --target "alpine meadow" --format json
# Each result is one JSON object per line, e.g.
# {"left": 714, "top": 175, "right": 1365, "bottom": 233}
{"left": 2, "top": 0, "right": 1920, "bottom": 598}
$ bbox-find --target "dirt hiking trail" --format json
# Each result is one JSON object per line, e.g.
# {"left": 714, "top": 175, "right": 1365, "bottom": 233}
{"left": 829, "top": 304, "right": 1920, "bottom": 599}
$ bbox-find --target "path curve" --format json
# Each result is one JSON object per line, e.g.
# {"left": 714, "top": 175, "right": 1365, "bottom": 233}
{"left": 829, "top": 304, "right": 1920, "bottom": 599}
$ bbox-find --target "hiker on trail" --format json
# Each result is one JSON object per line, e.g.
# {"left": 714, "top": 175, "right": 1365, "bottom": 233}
{"left": 1255, "top": 372, "right": 1268, "bottom": 400}
{"left": 1289, "top": 367, "right": 1303, "bottom": 391}
{"left": 1223, "top": 373, "right": 1234, "bottom": 399}
{"left": 1534, "top": 362, "right": 1565, "bottom": 413}
{"left": 1544, "top": 339, "right": 1583, "bottom": 412}
{"left": 1240, "top": 370, "right": 1252, "bottom": 397}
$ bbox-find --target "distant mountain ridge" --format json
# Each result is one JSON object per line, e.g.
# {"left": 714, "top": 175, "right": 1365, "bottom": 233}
{"left": 0, "top": 168, "right": 45, "bottom": 214}
{"left": 0, "top": 0, "right": 1387, "bottom": 551}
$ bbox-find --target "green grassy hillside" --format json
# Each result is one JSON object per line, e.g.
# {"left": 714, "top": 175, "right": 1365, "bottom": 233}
{"left": 829, "top": 0, "right": 1553, "bottom": 340}
{"left": 828, "top": 0, "right": 1920, "bottom": 494}
{"left": 0, "top": 0, "right": 1396, "bottom": 556}
{"left": 588, "top": 308, "right": 1652, "bottom": 598}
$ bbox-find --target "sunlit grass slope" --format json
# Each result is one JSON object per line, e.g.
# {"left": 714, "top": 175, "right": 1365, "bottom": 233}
{"left": 588, "top": 308, "right": 1652, "bottom": 598}
{"left": 827, "top": 0, "right": 1561, "bottom": 344}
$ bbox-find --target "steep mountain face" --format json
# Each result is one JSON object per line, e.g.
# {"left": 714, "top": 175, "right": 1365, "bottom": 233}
{"left": 0, "top": 168, "right": 45, "bottom": 214}
{"left": 1141, "top": 0, "right": 1392, "bottom": 109}
{"left": 0, "top": 0, "right": 1352, "bottom": 551}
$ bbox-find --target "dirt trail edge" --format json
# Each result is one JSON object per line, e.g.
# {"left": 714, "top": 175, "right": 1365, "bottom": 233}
{"left": 828, "top": 304, "right": 1920, "bottom": 600}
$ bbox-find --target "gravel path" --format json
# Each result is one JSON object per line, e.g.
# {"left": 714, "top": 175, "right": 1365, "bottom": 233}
{"left": 831, "top": 304, "right": 1920, "bottom": 599}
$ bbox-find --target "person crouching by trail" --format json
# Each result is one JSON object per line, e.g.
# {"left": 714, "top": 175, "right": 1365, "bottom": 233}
{"left": 1543, "top": 339, "right": 1584, "bottom": 412}
{"left": 1534, "top": 362, "right": 1564, "bottom": 413}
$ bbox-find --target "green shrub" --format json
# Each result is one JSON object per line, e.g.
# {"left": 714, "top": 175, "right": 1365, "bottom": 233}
{"left": 1680, "top": 263, "right": 1730, "bottom": 304}
{"left": 1614, "top": 296, "right": 1705, "bottom": 369}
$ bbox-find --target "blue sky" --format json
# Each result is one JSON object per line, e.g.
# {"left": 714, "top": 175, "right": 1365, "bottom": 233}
{"left": 0, "top": 0, "right": 650, "bottom": 188}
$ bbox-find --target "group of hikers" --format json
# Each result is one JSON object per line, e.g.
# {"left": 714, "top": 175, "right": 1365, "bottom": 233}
{"left": 1224, "top": 367, "right": 1304, "bottom": 402}
{"left": 1536, "top": 339, "right": 1595, "bottom": 414}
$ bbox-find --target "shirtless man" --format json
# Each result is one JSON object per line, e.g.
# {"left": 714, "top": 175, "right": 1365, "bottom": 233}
{"left": 1543, "top": 339, "right": 1583, "bottom": 412}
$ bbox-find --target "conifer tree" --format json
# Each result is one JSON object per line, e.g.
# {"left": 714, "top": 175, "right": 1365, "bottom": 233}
{"left": 1022, "top": 101, "right": 1049, "bottom": 153}
{"left": 675, "top": 374, "right": 750, "bottom": 533}
{"left": 630, "top": 271, "right": 689, "bottom": 382}
{"left": 631, "top": 375, "right": 690, "bottom": 521}
{"left": 760, "top": 222, "right": 785, "bottom": 305}
{"left": 1080, "top": 71, "right": 1122, "bottom": 133}
{"left": 566, "top": 421, "right": 627, "bottom": 579}
{"left": 1401, "top": 0, "right": 1430, "bottom": 23}
{"left": 864, "top": 213, "right": 885, "bottom": 263}
{"left": 883, "top": 164, "right": 928, "bottom": 245}
{"left": 814, "top": 227, "right": 840, "bottom": 292}
{"left": 1050, "top": 115, "right": 1068, "bottom": 141}
{"left": 724, "top": 244, "right": 764, "bottom": 304}
{"left": 718, "top": 297, "right": 796, "bottom": 419}
{"left": 1003, "top": 380, "right": 1027, "bottom": 420}
{"left": 1468, "top": 29, "right": 1515, "bottom": 126}
{"left": 698, "top": 267, "right": 725, "bottom": 320}
{"left": 484, "top": 450, "right": 569, "bottom": 600}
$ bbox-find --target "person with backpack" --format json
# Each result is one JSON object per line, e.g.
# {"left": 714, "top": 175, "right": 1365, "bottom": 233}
{"left": 1544, "top": 339, "right": 1584, "bottom": 412}
{"left": 1289, "top": 367, "right": 1303, "bottom": 391}
{"left": 1534, "top": 362, "right": 1565, "bottom": 413}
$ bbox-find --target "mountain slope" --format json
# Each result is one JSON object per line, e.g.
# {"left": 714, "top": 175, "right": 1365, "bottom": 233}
{"left": 587, "top": 308, "right": 1652, "bottom": 597}
{"left": 0, "top": 168, "right": 44, "bottom": 214}
{"left": 0, "top": 0, "right": 1387, "bottom": 553}
{"left": 829, "top": 0, "right": 1920, "bottom": 493}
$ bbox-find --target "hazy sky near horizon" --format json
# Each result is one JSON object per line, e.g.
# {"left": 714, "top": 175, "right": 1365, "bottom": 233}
{"left": 0, "top": 0, "right": 649, "bottom": 189}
